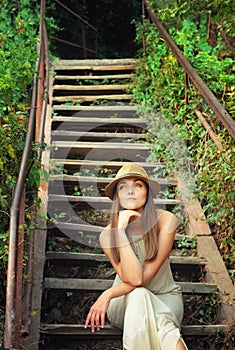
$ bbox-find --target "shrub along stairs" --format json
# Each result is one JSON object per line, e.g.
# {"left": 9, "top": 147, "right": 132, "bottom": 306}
{"left": 22, "top": 59, "right": 234, "bottom": 350}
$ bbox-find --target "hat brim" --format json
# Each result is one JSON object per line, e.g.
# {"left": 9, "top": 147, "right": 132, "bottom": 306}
{"left": 105, "top": 174, "right": 160, "bottom": 200}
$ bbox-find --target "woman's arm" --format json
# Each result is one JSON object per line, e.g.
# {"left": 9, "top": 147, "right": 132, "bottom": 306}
{"left": 84, "top": 282, "right": 136, "bottom": 332}
{"left": 142, "top": 211, "right": 178, "bottom": 285}
{"left": 100, "top": 210, "right": 143, "bottom": 286}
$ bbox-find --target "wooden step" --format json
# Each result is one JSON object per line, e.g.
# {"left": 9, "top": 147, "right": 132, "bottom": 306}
{"left": 45, "top": 251, "right": 206, "bottom": 266}
{"left": 49, "top": 159, "right": 165, "bottom": 172}
{"left": 52, "top": 58, "right": 137, "bottom": 68}
{"left": 48, "top": 194, "right": 180, "bottom": 208}
{"left": 52, "top": 141, "right": 149, "bottom": 150}
{"left": 53, "top": 84, "right": 131, "bottom": 92}
{"left": 52, "top": 62, "right": 136, "bottom": 72}
{"left": 51, "top": 130, "right": 148, "bottom": 141}
{"left": 52, "top": 104, "right": 138, "bottom": 111}
{"left": 40, "top": 323, "right": 228, "bottom": 336}
{"left": 55, "top": 73, "right": 134, "bottom": 81}
{"left": 44, "top": 277, "right": 218, "bottom": 294}
{"left": 49, "top": 175, "right": 177, "bottom": 187}
{"left": 47, "top": 222, "right": 191, "bottom": 244}
{"left": 52, "top": 94, "right": 133, "bottom": 103}
{"left": 51, "top": 141, "right": 150, "bottom": 160}
{"left": 49, "top": 160, "right": 166, "bottom": 178}
{"left": 52, "top": 116, "right": 146, "bottom": 127}
{"left": 49, "top": 174, "right": 176, "bottom": 194}
{"left": 52, "top": 105, "right": 139, "bottom": 117}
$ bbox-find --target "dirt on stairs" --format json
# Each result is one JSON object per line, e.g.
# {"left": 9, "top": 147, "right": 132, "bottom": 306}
{"left": 21, "top": 59, "right": 234, "bottom": 350}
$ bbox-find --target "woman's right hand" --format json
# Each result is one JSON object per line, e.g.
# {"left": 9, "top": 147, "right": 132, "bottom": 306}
{"left": 84, "top": 289, "right": 111, "bottom": 332}
{"left": 118, "top": 210, "right": 141, "bottom": 230}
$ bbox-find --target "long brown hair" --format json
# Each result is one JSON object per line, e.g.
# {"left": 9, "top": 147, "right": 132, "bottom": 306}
{"left": 109, "top": 183, "right": 159, "bottom": 264}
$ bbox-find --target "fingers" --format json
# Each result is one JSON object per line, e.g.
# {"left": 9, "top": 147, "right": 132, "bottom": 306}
{"left": 84, "top": 309, "right": 105, "bottom": 332}
{"left": 84, "top": 310, "right": 92, "bottom": 329}
{"left": 121, "top": 209, "right": 141, "bottom": 217}
{"left": 100, "top": 311, "right": 106, "bottom": 328}
{"left": 119, "top": 210, "right": 141, "bottom": 228}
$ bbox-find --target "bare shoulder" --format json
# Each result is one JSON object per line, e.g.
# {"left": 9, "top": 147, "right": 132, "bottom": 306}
{"left": 155, "top": 209, "right": 178, "bottom": 234}
{"left": 99, "top": 224, "right": 112, "bottom": 249}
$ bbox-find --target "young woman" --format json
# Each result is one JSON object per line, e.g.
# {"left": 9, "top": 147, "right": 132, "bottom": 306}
{"left": 85, "top": 163, "right": 188, "bottom": 350}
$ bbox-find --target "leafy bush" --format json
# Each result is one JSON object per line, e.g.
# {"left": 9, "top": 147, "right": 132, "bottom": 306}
{"left": 0, "top": 0, "right": 40, "bottom": 337}
{"left": 133, "top": 17, "right": 235, "bottom": 279}
{"left": 0, "top": 0, "right": 39, "bottom": 222}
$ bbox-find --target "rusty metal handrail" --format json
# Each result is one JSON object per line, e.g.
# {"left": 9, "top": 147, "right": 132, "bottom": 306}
{"left": 4, "top": 0, "right": 49, "bottom": 348}
{"left": 144, "top": 0, "right": 235, "bottom": 139}
{"left": 54, "top": 0, "right": 97, "bottom": 32}
{"left": 54, "top": 0, "right": 98, "bottom": 58}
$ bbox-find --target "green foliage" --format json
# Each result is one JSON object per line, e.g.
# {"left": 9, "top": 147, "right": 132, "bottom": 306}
{"left": 149, "top": 0, "right": 235, "bottom": 44}
{"left": 0, "top": 0, "right": 39, "bottom": 202}
{"left": 195, "top": 138, "right": 235, "bottom": 276}
{"left": 177, "top": 237, "right": 197, "bottom": 250}
{"left": 133, "top": 16, "right": 235, "bottom": 278}
{"left": 0, "top": 1, "right": 40, "bottom": 332}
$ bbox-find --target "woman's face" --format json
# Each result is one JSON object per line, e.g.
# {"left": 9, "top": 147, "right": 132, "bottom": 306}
{"left": 117, "top": 177, "right": 147, "bottom": 212}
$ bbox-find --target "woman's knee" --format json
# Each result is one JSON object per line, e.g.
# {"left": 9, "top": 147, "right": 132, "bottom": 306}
{"left": 126, "top": 287, "right": 150, "bottom": 308}
{"left": 127, "top": 287, "right": 148, "bottom": 300}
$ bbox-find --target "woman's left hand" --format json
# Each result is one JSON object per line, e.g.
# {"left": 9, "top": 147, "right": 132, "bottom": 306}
{"left": 84, "top": 290, "right": 111, "bottom": 332}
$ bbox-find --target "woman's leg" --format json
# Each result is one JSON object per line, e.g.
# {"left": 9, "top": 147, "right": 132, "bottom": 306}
{"left": 176, "top": 338, "right": 188, "bottom": 350}
{"left": 123, "top": 287, "right": 161, "bottom": 350}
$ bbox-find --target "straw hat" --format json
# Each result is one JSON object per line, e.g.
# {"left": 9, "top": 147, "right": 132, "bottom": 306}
{"left": 105, "top": 163, "right": 160, "bottom": 200}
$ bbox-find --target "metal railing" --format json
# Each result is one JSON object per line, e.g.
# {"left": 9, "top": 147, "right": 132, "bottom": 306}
{"left": 4, "top": 1, "right": 234, "bottom": 348}
{"left": 52, "top": 0, "right": 98, "bottom": 58}
{"left": 143, "top": 0, "right": 235, "bottom": 140}
{"left": 4, "top": 0, "right": 49, "bottom": 348}
{"left": 4, "top": 1, "right": 97, "bottom": 348}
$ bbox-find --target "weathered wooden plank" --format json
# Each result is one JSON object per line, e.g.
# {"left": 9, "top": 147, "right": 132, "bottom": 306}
{"left": 186, "top": 198, "right": 211, "bottom": 236}
{"left": 181, "top": 324, "right": 229, "bottom": 336}
{"left": 51, "top": 130, "right": 147, "bottom": 141}
{"left": 58, "top": 59, "right": 136, "bottom": 65}
{"left": 52, "top": 116, "right": 146, "bottom": 124}
{"left": 52, "top": 105, "right": 138, "bottom": 112}
{"left": 52, "top": 141, "right": 149, "bottom": 150}
{"left": 52, "top": 65, "right": 136, "bottom": 72}
{"left": 50, "top": 175, "right": 177, "bottom": 186}
{"left": 44, "top": 278, "right": 217, "bottom": 294}
{"left": 48, "top": 222, "right": 191, "bottom": 243}
{"left": 53, "top": 84, "right": 131, "bottom": 91}
{"left": 50, "top": 159, "right": 164, "bottom": 170}
{"left": 48, "top": 194, "right": 180, "bottom": 207}
{"left": 197, "top": 236, "right": 235, "bottom": 323}
{"left": 52, "top": 105, "right": 140, "bottom": 118}
{"left": 51, "top": 141, "right": 151, "bottom": 160}
{"left": 48, "top": 221, "right": 103, "bottom": 233}
{"left": 40, "top": 323, "right": 228, "bottom": 336}
{"left": 45, "top": 251, "right": 206, "bottom": 266}
{"left": 40, "top": 323, "right": 122, "bottom": 336}
{"left": 52, "top": 94, "right": 133, "bottom": 103}
{"left": 55, "top": 74, "right": 134, "bottom": 80}
{"left": 51, "top": 58, "right": 137, "bottom": 67}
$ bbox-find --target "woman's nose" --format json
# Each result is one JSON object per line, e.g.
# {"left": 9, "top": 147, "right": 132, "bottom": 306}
{"left": 128, "top": 185, "right": 134, "bottom": 194}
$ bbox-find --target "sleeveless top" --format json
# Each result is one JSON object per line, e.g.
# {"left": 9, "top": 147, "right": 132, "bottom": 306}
{"left": 112, "top": 235, "right": 181, "bottom": 296}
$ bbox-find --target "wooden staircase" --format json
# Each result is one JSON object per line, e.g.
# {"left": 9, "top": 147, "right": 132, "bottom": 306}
{"left": 22, "top": 59, "right": 234, "bottom": 350}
